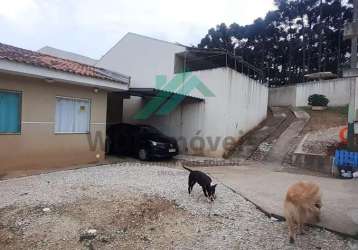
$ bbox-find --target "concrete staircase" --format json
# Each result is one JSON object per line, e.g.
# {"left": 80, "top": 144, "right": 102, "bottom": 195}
{"left": 265, "top": 108, "right": 310, "bottom": 163}
{"left": 229, "top": 107, "right": 296, "bottom": 162}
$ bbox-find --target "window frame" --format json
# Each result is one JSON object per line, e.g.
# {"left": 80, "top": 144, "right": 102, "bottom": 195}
{"left": 54, "top": 95, "right": 92, "bottom": 135}
{"left": 0, "top": 89, "right": 22, "bottom": 135}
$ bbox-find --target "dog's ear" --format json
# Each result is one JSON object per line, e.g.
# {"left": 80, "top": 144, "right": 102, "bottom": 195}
{"left": 315, "top": 202, "right": 322, "bottom": 209}
{"left": 212, "top": 184, "right": 217, "bottom": 188}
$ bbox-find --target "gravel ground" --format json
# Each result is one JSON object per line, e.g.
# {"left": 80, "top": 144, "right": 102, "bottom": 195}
{"left": 302, "top": 126, "right": 344, "bottom": 155}
{"left": 250, "top": 142, "right": 274, "bottom": 161}
{"left": 0, "top": 163, "right": 355, "bottom": 250}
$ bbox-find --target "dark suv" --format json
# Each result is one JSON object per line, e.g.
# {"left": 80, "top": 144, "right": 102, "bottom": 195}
{"left": 107, "top": 123, "right": 179, "bottom": 160}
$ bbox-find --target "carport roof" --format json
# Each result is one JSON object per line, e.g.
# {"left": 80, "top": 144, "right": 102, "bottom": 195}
{"left": 127, "top": 88, "right": 204, "bottom": 101}
{"left": 304, "top": 72, "right": 338, "bottom": 80}
{"left": 176, "top": 47, "right": 264, "bottom": 82}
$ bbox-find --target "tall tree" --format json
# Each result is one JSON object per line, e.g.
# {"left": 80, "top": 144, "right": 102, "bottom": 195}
{"left": 198, "top": 0, "right": 352, "bottom": 86}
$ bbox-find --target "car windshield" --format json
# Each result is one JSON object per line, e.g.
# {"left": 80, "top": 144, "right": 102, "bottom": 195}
{"left": 139, "top": 126, "right": 162, "bottom": 135}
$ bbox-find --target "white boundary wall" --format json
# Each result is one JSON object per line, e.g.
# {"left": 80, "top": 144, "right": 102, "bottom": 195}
{"left": 269, "top": 78, "right": 354, "bottom": 107}
{"left": 123, "top": 67, "right": 268, "bottom": 157}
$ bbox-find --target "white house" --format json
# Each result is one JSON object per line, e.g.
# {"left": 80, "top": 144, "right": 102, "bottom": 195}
{"left": 94, "top": 33, "right": 268, "bottom": 157}
{"left": 42, "top": 32, "right": 269, "bottom": 157}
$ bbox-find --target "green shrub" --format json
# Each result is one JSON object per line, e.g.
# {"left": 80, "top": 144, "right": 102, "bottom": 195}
{"left": 308, "top": 94, "right": 329, "bottom": 107}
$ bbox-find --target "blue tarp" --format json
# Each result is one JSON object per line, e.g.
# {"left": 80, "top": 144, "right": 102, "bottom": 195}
{"left": 335, "top": 150, "right": 358, "bottom": 169}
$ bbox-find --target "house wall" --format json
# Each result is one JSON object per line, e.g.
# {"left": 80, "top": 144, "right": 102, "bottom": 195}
{"left": 269, "top": 78, "right": 353, "bottom": 107}
{"left": 123, "top": 67, "right": 268, "bottom": 157}
{"left": 225, "top": 68, "right": 268, "bottom": 140}
{"left": 96, "top": 33, "right": 186, "bottom": 88}
{"left": 0, "top": 73, "right": 108, "bottom": 174}
{"left": 268, "top": 86, "right": 296, "bottom": 106}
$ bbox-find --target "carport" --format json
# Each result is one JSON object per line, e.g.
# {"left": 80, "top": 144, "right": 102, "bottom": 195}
{"left": 105, "top": 86, "right": 204, "bottom": 159}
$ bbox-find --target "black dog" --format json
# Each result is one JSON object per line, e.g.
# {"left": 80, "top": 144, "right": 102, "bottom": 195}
{"left": 183, "top": 166, "right": 217, "bottom": 201}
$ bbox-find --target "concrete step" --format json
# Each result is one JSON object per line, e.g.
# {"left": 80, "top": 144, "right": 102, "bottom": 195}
{"left": 265, "top": 107, "right": 310, "bottom": 164}
{"left": 229, "top": 107, "right": 296, "bottom": 161}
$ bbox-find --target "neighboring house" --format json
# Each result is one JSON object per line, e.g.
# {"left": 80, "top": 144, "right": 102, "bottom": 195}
{"left": 97, "top": 33, "right": 186, "bottom": 89}
{"left": 0, "top": 43, "right": 129, "bottom": 174}
{"left": 96, "top": 33, "right": 269, "bottom": 157}
{"left": 39, "top": 46, "right": 98, "bottom": 66}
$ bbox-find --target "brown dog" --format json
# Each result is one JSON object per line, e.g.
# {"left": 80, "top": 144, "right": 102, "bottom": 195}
{"left": 284, "top": 181, "right": 322, "bottom": 243}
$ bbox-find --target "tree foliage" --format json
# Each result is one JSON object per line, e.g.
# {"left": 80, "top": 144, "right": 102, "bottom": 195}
{"left": 198, "top": 0, "right": 353, "bottom": 86}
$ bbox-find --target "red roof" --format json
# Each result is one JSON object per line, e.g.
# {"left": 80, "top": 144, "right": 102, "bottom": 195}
{"left": 0, "top": 42, "right": 128, "bottom": 83}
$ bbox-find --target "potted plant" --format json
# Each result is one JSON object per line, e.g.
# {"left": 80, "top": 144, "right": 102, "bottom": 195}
{"left": 308, "top": 94, "right": 329, "bottom": 110}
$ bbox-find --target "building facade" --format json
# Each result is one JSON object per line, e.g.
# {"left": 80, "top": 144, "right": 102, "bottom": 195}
{"left": 0, "top": 42, "right": 129, "bottom": 174}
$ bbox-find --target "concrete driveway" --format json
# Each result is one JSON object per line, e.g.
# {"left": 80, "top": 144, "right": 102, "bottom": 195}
{"left": 195, "top": 161, "right": 358, "bottom": 238}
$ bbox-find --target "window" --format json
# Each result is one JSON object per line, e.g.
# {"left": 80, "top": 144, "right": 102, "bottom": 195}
{"left": 0, "top": 90, "right": 21, "bottom": 134}
{"left": 55, "top": 97, "right": 90, "bottom": 133}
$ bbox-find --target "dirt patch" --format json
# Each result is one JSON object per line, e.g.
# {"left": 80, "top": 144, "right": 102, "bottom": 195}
{"left": 302, "top": 107, "right": 348, "bottom": 133}
{"left": 282, "top": 107, "right": 348, "bottom": 171}
{"left": 0, "top": 195, "right": 211, "bottom": 250}
{"left": 301, "top": 126, "right": 345, "bottom": 155}
{"left": 296, "top": 107, "right": 348, "bottom": 155}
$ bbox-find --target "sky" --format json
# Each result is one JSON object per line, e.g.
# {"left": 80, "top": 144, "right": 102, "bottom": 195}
{"left": 0, "top": 0, "right": 275, "bottom": 59}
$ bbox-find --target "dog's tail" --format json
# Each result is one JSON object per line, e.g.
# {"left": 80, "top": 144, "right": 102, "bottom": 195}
{"left": 182, "top": 166, "right": 192, "bottom": 172}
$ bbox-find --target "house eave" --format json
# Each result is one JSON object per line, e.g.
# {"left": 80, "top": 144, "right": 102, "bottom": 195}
{"left": 0, "top": 59, "right": 129, "bottom": 91}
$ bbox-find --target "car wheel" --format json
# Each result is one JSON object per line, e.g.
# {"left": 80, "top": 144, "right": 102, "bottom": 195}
{"left": 138, "top": 149, "right": 148, "bottom": 161}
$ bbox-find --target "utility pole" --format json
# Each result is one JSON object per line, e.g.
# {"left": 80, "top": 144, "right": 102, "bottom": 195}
{"left": 344, "top": 0, "right": 358, "bottom": 150}
{"left": 351, "top": 0, "right": 358, "bottom": 150}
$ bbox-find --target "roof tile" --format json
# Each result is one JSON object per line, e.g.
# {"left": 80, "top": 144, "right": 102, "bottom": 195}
{"left": 0, "top": 42, "right": 128, "bottom": 83}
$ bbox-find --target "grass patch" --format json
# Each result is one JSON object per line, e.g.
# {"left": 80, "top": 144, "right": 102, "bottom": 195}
{"left": 298, "top": 105, "right": 348, "bottom": 115}
{"left": 329, "top": 105, "right": 349, "bottom": 115}
{"left": 298, "top": 106, "right": 312, "bottom": 113}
